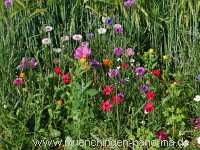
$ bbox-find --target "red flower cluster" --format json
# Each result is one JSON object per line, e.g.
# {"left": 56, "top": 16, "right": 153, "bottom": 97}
{"left": 121, "top": 63, "right": 129, "bottom": 69}
{"left": 151, "top": 69, "right": 161, "bottom": 77}
{"left": 144, "top": 102, "right": 155, "bottom": 113}
{"left": 146, "top": 91, "right": 156, "bottom": 100}
{"left": 103, "top": 85, "right": 113, "bottom": 96}
{"left": 53, "top": 67, "right": 71, "bottom": 84}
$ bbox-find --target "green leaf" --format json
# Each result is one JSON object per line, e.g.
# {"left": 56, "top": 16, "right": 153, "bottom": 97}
{"left": 85, "top": 89, "right": 98, "bottom": 96}
{"left": 49, "top": 128, "right": 61, "bottom": 137}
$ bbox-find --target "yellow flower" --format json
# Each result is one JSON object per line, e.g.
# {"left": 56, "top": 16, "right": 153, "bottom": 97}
{"left": 163, "top": 55, "right": 169, "bottom": 61}
{"left": 19, "top": 72, "right": 25, "bottom": 79}
{"left": 56, "top": 99, "right": 64, "bottom": 105}
{"left": 79, "top": 58, "right": 87, "bottom": 65}
{"left": 148, "top": 48, "right": 155, "bottom": 54}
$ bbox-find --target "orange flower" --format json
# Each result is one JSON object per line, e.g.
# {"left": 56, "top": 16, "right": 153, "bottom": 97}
{"left": 102, "top": 59, "right": 112, "bottom": 66}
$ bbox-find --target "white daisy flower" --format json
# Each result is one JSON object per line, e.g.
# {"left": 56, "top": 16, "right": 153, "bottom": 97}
{"left": 61, "top": 35, "right": 70, "bottom": 42}
{"left": 116, "top": 58, "right": 121, "bottom": 62}
{"left": 53, "top": 48, "right": 62, "bottom": 53}
{"left": 42, "top": 38, "right": 51, "bottom": 45}
{"left": 116, "top": 66, "right": 121, "bottom": 70}
{"left": 97, "top": 28, "right": 107, "bottom": 34}
{"left": 194, "top": 95, "right": 200, "bottom": 102}
{"left": 44, "top": 26, "right": 53, "bottom": 32}
{"left": 72, "top": 34, "right": 82, "bottom": 41}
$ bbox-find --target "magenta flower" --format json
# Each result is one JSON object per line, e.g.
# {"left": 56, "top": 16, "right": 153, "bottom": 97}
{"left": 4, "top": 0, "right": 12, "bottom": 7}
{"left": 114, "top": 24, "right": 123, "bottom": 33}
{"left": 124, "top": 0, "right": 135, "bottom": 7}
{"left": 190, "top": 117, "right": 200, "bottom": 129}
{"left": 155, "top": 129, "right": 168, "bottom": 141}
{"left": 19, "top": 57, "right": 38, "bottom": 69}
{"left": 74, "top": 42, "right": 91, "bottom": 59}
{"left": 13, "top": 78, "right": 24, "bottom": 86}
{"left": 108, "top": 69, "right": 119, "bottom": 78}
{"left": 114, "top": 47, "right": 123, "bottom": 57}
{"left": 135, "top": 67, "right": 145, "bottom": 76}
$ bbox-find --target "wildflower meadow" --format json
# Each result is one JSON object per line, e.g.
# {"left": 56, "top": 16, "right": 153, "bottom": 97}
{"left": 0, "top": 0, "right": 200, "bottom": 150}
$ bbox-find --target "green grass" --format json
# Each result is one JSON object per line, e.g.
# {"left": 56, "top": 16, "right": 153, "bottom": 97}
{"left": 0, "top": 0, "right": 199, "bottom": 149}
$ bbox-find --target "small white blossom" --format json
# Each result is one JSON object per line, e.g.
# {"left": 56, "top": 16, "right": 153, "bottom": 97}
{"left": 53, "top": 48, "right": 62, "bottom": 53}
{"left": 197, "top": 137, "right": 200, "bottom": 144}
{"left": 97, "top": 28, "right": 107, "bottom": 34}
{"left": 42, "top": 38, "right": 51, "bottom": 45}
{"left": 116, "top": 58, "right": 121, "bottom": 62}
{"left": 61, "top": 35, "right": 70, "bottom": 42}
{"left": 182, "top": 140, "right": 189, "bottom": 147}
{"left": 44, "top": 26, "right": 53, "bottom": 32}
{"left": 72, "top": 34, "right": 82, "bottom": 41}
{"left": 194, "top": 95, "right": 200, "bottom": 102}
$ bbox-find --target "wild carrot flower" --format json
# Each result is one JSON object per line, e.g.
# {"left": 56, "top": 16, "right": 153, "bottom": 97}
{"left": 72, "top": 34, "right": 82, "bottom": 41}
{"left": 103, "top": 85, "right": 113, "bottom": 96}
{"left": 101, "top": 100, "right": 112, "bottom": 111}
{"left": 151, "top": 69, "right": 161, "bottom": 77}
{"left": 54, "top": 67, "right": 62, "bottom": 76}
{"left": 144, "top": 102, "right": 155, "bottom": 114}
{"left": 62, "top": 73, "right": 71, "bottom": 84}
{"left": 108, "top": 69, "right": 119, "bottom": 78}
{"left": 114, "top": 24, "right": 123, "bottom": 33}
{"left": 124, "top": 0, "right": 135, "bottom": 7}
{"left": 103, "top": 59, "right": 112, "bottom": 66}
{"left": 13, "top": 78, "right": 24, "bottom": 86}
{"left": 135, "top": 67, "right": 145, "bottom": 76}
{"left": 42, "top": 38, "right": 51, "bottom": 45}
{"left": 146, "top": 91, "right": 156, "bottom": 100}
{"left": 155, "top": 129, "right": 168, "bottom": 140}
{"left": 44, "top": 26, "right": 53, "bottom": 32}
{"left": 125, "top": 48, "right": 135, "bottom": 57}
{"left": 114, "top": 47, "right": 123, "bottom": 57}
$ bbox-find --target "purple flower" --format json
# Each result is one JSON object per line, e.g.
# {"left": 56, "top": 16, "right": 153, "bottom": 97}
{"left": 89, "top": 60, "right": 100, "bottom": 68}
{"left": 140, "top": 84, "right": 149, "bottom": 93}
{"left": 135, "top": 67, "right": 145, "bottom": 76}
{"left": 30, "top": 58, "right": 38, "bottom": 69}
{"left": 196, "top": 74, "right": 200, "bottom": 81}
{"left": 88, "top": 32, "right": 94, "bottom": 39}
{"left": 114, "top": 47, "right": 123, "bottom": 57}
{"left": 4, "top": 0, "right": 12, "bottom": 8}
{"left": 114, "top": 24, "right": 123, "bottom": 33}
{"left": 108, "top": 69, "right": 119, "bottom": 78}
{"left": 117, "top": 92, "right": 124, "bottom": 98}
{"left": 190, "top": 117, "right": 200, "bottom": 129}
{"left": 106, "top": 18, "right": 113, "bottom": 25}
{"left": 124, "top": 0, "right": 135, "bottom": 7}
{"left": 19, "top": 57, "right": 29, "bottom": 69}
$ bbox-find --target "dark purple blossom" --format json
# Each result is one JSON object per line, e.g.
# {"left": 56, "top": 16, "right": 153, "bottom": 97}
{"left": 135, "top": 67, "right": 145, "bottom": 76}
{"left": 89, "top": 60, "right": 100, "bottom": 68}
{"left": 106, "top": 18, "right": 113, "bottom": 25}
{"left": 88, "top": 32, "right": 94, "bottom": 39}
{"left": 140, "top": 84, "right": 149, "bottom": 93}
{"left": 155, "top": 129, "right": 168, "bottom": 141}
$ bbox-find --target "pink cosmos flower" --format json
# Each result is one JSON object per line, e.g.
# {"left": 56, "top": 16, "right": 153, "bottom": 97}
{"left": 125, "top": 48, "right": 135, "bottom": 57}
{"left": 101, "top": 100, "right": 112, "bottom": 111}
{"left": 108, "top": 69, "right": 119, "bottom": 78}
{"left": 114, "top": 24, "right": 123, "bottom": 33}
{"left": 74, "top": 42, "right": 91, "bottom": 59}
{"left": 13, "top": 78, "right": 24, "bottom": 86}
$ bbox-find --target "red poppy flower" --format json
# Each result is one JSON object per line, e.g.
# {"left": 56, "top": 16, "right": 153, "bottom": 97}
{"left": 144, "top": 102, "right": 155, "bottom": 113}
{"left": 101, "top": 100, "right": 112, "bottom": 111}
{"left": 146, "top": 91, "right": 156, "bottom": 100}
{"left": 111, "top": 95, "right": 121, "bottom": 104}
{"left": 62, "top": 73, "right": 71, "bottom": 84}
{"left": 151, "top": 69, "right": 161, "bottom": 77}
{"left": 54, "top": 67, "right": 62, "bottom": 76}
{"left": 103, "top": 85, "right": 113, "bottom": 96}
{"left": 155, "top": 129, "right": 168, "bottom": 140}
{"left": 121, "top": 63, "right": 129, "bottom": 69}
